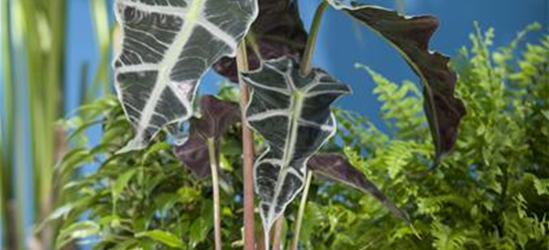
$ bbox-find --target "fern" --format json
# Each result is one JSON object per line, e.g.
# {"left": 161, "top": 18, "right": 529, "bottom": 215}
{"left": 307, "top": 26, "right": 549, "bottom": 250}
{"left": 431, "top": 220, "right": 472, "bottom": 250}
{"left": 416, "top": 195, "right": 471, "bottom": 216}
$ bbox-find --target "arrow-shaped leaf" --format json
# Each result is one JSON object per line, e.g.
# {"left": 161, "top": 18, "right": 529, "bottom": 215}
{"left": 308, "top": 153, "right": 412, "bottom": 224}
{"left": 242, "top": 57, "right": 351, "bottom": 233}
{"left": 174, "top": 96, "right": 240, "bottom": 179}
{"left": 113, "top": 0, "right": 258, "bottom": 152}
{"left": 328, "top": 1, "right": 466, "bottom": 166}
{"left": 214, "top": 0, "right": 308, "bottom": 82}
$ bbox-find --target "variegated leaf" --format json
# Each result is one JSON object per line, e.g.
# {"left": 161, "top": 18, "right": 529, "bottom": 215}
{"left": 327, "top": 0, "right": 466, "bottom": 167}
{"left": 242, "top": 57, "right": 352, "bottom": 233}
{"left": 113, "top": 0, "right": 258, "bottom": 152}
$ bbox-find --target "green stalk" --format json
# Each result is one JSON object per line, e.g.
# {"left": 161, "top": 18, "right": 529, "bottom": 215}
{"left": 19, "top": 0, "right": 42, "bottom": 222}
{"left": 290, "top": 2, "right": 329, "bottom": 249}
{"left": 21, "top": 0, "right": 46, "bottom": 228}
{"left": 9, "top": 2, "right": 27, "bottom": 248}
{"left": 236, "top": 41, "right": 255, "bottom": 250}
{"left": 18, "top": 0, "right": 66, "bottom": 248}
{"left": 43, "top": 0, "right": 66, "bottom": 221}
{"left": 0, "top": 140, "right": 3, "bottom": 249}
{"left": 207, "top": 138, "right": 223, "bottom": 250}
{"left": 0, "top": 0, "right": 14, "bottom": 247}
{"left": 14, "top": 90, "right": 26, "bottom": 250}
{"left": 291, "top": 171, "right": 313, "bottom": 250}
{"left": 88, "top": 0, "right": 111, "bottom": 103}
{"left": 0, "top": 148, "right": 4, "bottom": 249}
{"left": 299, "top": 0, "right": 329, "bottom": 76}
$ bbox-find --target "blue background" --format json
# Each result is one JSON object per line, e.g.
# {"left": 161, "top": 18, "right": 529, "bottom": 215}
{"left": 0, "top": 0, "right": 547, "bottom": 247}
{"left": 65, "top": 0, "right": 548, "bottom": 123}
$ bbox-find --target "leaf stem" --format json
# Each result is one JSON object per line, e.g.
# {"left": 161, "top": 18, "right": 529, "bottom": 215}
{"left": 257, "top": 228, "right": 267, "bottom": 250}
{"left": 291, "top": 171, "right": 313, "bottom": 250}
{"left": 271, "top": 217, "right": 284, "bottom": 250}
{"left": 299, "top": 0, "right": 329, "bottom": 76}
{"left": 236, "top": 42, "right": 256, "bottom": 250}
{"left": 256, "top": 227, "right": 267, "bottom": 250}
{"left": 207, "top": 138, "right": 223, "bottom": 250}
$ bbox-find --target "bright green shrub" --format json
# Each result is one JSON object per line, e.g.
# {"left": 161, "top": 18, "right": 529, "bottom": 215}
{"left": 308, "top": 25, "right": 549, "bottom": 250}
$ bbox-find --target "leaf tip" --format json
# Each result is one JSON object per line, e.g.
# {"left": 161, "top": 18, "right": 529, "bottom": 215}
{"left": 411, "top": 224, "right": 422, "bottom": 240}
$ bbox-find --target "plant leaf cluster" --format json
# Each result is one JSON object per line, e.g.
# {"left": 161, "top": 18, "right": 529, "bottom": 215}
{"left": 45, "top": 0, "right": 518, "bottom": 248}
{"left": 47, "top": 27, "right": 548, "bottom": 249}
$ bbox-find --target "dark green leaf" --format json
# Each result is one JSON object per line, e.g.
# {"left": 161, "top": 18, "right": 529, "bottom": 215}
{"left": 174, "top": 95, "right": 241, "bottom": 179}
{"left": 242, "top": 57, "right": 351, "bottom": 232}
{"left": 328, "top": 1, "right": 466, "bottom": 166}
{"left": 308, "top": 153, "right": 412, "bottom": 224}
{"left": 214, "top": 0, "right": 308, "bottom": 82}
{"left": 110, "top": 239, "right": 139, "bottom": 250}
{"left": 112, "top": 168, "right": 138, "bottom": 208}
{"left": 189, "top": 201, "right": 214, "bottom": 248}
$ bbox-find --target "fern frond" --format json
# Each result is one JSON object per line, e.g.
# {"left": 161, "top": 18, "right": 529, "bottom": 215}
{"left": 431, "top": 220, "right": 471, "bottom": 250}
{"left": 355, "top": 64, "right": 426, "bottom": 140}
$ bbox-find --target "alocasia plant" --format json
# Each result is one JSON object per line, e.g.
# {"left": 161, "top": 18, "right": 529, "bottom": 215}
{"left": 113, "top": 0, "right": 258, "bottom": 152}
{"left": 111, "top": 0, "right": 466, "bottom": 248}
{"left": 242, "top": 57, "right": 351, "bottom": 233}
{"left": 326, "top": 0, "right": 466, "bottom": 166}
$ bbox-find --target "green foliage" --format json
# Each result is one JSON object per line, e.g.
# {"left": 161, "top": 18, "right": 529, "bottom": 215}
{"left": 1, "top": 0, "right": 111, "bottom": 248}
{"left": 329, "top": 0, "right": 466, "bottom": 165}
{"left": 301, "top": 26, "right": 549, "bottom": 250}
{"left": 49, "top": 28, "right": 549, "bottom": 250}
{"left": 50, "top": 84, "right": 251, "bottom": 250}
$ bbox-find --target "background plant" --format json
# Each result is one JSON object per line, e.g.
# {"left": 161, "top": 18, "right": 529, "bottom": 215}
{"left": 303, "top": 25, "right": 549, "bottom": 250}
{"left": 48, "top": 26, "right": 549, "bottom": 249}
{"left": 0, "top": 0, "right": 111, "bottom": 249}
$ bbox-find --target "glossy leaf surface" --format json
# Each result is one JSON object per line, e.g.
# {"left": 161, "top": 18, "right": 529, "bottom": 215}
{"left": 243, "top": 57, "right": 351, "bottom": 232}
{"left": 328, "top": 0, "right": 466, "bottom": 165}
